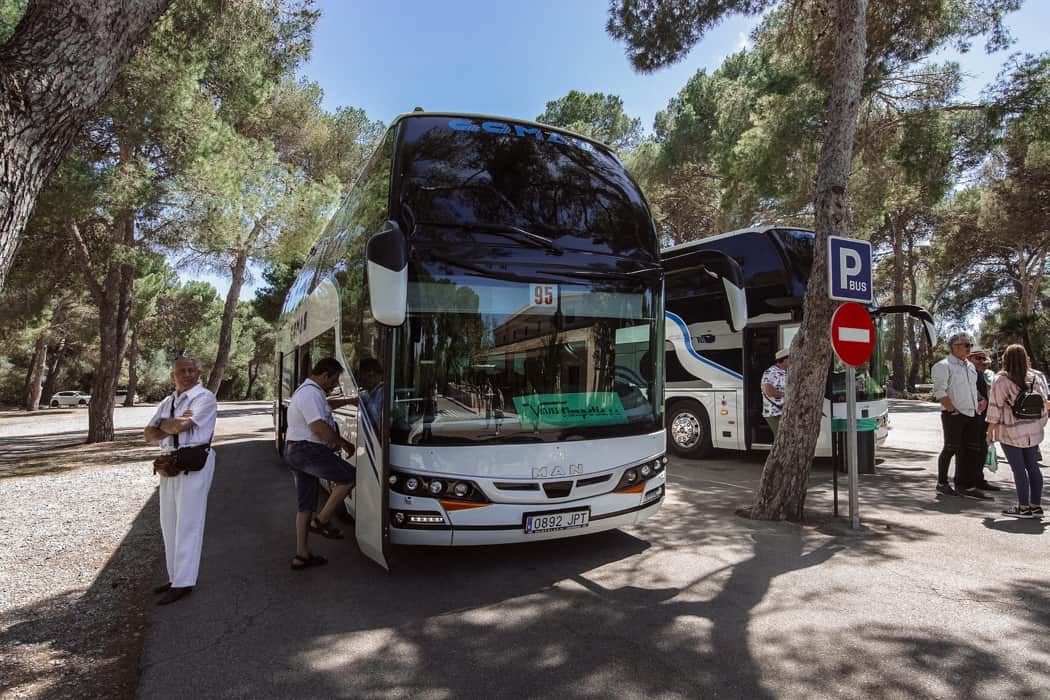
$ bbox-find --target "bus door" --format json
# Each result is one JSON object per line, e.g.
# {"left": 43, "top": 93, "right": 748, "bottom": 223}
{"left": 870, "top": 305, "right": 937, "bottom": 346}
{"left": 353, "top": 222, "right": 408, "bottom": 570}
{"left": 743, "top": 325, "right": 779, "bottom": 447}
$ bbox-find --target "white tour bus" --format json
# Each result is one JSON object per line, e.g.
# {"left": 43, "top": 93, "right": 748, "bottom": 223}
{"left": 661, "top": 225, "right": 936, "bottom": 459}
{"left": 274, "top": 112, "right": 667, "bottom": 568}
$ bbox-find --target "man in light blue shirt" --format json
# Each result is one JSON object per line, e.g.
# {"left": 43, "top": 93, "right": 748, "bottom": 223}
{"left": 931, "top": 333, "right": 988, "bottom": 499}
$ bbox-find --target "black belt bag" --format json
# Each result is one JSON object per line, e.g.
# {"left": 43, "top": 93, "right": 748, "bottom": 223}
{"left": 175, "top": 444, "right": 211, "bottom": 471}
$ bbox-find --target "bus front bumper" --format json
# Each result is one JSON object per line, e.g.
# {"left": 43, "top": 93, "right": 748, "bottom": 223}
{"left": 388, "top": 474, "right": 666, "bottom": 546}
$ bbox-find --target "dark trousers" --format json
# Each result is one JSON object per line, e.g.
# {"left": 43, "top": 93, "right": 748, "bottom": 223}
{"left": 938, "top": 411, "right": 984, "bottom": 490}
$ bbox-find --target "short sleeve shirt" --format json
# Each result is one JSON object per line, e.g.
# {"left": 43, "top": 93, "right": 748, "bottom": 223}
{"left": 147, "top": 383, "right": 218, "bottom": 449}
{"left": 931, "top": 355, "right": 979, "bottom": 417}
{"left": 287, "top": 379, "right": 334, "bottom": 443}
{"left": 761, "top": 364, "right": 787, "bottom": 417}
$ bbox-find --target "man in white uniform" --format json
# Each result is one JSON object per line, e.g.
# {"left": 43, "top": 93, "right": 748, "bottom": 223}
{"left": 144, "top": 356, "right": 218, "bottom": 605}
{"left": 284, "top": 357, "right": 356, "bottom": 570}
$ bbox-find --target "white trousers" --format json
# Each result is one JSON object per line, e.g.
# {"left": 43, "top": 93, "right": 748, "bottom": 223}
{"left": 158, "top": 452, "right": 215, "bottom": 588}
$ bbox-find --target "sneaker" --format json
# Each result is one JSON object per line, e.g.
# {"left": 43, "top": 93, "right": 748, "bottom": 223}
{"left": 1030, "top": 506, "right": 1044, "bottom": 518}
{"left": 977, "top": 482, "right": 1002, "bottom": 492}
{"left": 1002, "top": 505, "right": 1035, "bottom": 519}
{"left": 961, "top": 488, "right": 993, "bottom": 500}
{"left": 936, "top": 483, "right": 958, "bottom": 496}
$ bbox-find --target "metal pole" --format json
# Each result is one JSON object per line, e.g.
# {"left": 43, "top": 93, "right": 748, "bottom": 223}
{"left": 846, "top": 364, "right": 859, "bottom": 529}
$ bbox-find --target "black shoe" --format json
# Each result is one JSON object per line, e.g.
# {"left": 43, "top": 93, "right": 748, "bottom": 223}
{"left": 977, "top": 482, "right": 1002, "bottom": 491}
{"left": 152, "top": 582, "right": 172, "bottom": 594}
{"left": 1002, "top": 506, "right": 1035, "bottom": 519}
{"left": 936, "top": 483, "right": 958, "bottom": 496}
{"left": 157, "top": 586, "right": 193, "bottom": 606}
{"left": 1030, "top": 506, "right": 1044, "bottom": 518}
{"left": 961, "top": 488, "right": 993, "bottom": 501}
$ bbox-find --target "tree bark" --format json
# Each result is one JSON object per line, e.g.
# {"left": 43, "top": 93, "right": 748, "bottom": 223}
{"left": 68, "top": 213, "right": 134, "bottom": 443}
{"left": 42, "top": 338, "right": 65, "bottom": 401}
{"left": 245, "top": 360, "right": 257, "bottom": 400}
{"left": 125, "top": 326, "right": 139, "bottom": 407}
{"left": 890, "top": 213, "right": 906, "bottom": 393}
{"left": 207, "top": 248, "right": 249, "bottom": 395}
{"left": 751, "top": 0, "right": 868, "bottom": 521}
{"left": 0, "top": 0, "right": 172, "bottom": 289}
{"left": 906, "top": 239, "right": 921, "bottom": 390}
{"left": 23, "top": 330, "right": 47, "bottom": 411}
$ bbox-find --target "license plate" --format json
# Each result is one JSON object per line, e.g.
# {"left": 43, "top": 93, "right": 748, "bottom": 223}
{"left": 524, "top": 508, "right": 590, "bottom": 534}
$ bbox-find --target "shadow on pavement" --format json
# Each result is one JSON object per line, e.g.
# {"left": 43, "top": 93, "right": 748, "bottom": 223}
{"left": 0, "top": 494, "right": 162, "bottom": 699}
{"left": 127, "top": 437, "right": 1005, "bottom": 698}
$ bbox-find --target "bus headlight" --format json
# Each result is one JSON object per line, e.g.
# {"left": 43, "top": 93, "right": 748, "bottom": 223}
{"left": 390, "top": 471, "right": 488, "bottom": 502}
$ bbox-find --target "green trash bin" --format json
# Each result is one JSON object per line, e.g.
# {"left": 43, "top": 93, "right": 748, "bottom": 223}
{"left": 831, "top": 417, "right": 877, "bottom": 474}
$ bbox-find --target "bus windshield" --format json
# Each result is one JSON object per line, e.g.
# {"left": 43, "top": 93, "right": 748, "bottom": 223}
{"left": 397, "top": 116, "right": 658, "bottom": 259}
{"left": 391, "top": 262, "right": 663, "bottom": 445}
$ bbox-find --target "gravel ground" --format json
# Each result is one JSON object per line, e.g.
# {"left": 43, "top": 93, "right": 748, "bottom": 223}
{"left": 0, "top": 402, "right": 271, "bottom": 699}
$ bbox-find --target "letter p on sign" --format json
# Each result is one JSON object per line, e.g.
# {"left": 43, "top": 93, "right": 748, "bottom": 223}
{"left": 828, "top": 236, "right": 873, "bottom": 304}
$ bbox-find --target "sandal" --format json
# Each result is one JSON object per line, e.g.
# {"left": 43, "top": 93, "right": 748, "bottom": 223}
{"left": 290, "top": 554, "right": 328, "bottom": 570}
{"left": 309, "top": 517, "right": 344, "bottom": 539}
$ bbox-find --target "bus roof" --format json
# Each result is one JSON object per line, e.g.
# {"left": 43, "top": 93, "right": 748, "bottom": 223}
{"left": 388, "top": 110, "right": 620, "bottom": 156}
{"left": 661, "top": 225, "right": 814, "bottom": 255}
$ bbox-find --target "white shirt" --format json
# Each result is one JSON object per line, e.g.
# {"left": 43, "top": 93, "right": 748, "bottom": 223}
{"left": 931, "top": 354, "right": 979, "bottom": 417}
{"left": 147, "top": 383, "right": 218, "bottom": 449}
{"left": 287, "top": 379, "right": 334, "bottom": 443}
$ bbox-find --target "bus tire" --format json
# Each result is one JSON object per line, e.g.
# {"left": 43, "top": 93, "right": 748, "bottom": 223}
{"left": 667, "top": 401, "right": 713, "bottom": 459}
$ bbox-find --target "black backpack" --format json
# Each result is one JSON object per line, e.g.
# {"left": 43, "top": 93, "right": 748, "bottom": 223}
{"left": 1011, "top": 375, "right": 1046, "bottom": 420}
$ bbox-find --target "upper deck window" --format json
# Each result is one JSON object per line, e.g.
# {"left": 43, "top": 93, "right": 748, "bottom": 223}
{"left": 397, "top": 116, "right": 657, "bottom": 260}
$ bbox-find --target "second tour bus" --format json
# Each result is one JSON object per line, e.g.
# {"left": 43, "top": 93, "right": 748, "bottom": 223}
{"left": 275, "top": 112, "right": 667, "bottom": 568}
{"left": 661, "top": 225, "right": 935, "bottom": 459}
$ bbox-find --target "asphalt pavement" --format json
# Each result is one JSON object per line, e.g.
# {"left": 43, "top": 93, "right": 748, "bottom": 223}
{"left": 134, "top": 400, "right": 1050, "bottom": 698}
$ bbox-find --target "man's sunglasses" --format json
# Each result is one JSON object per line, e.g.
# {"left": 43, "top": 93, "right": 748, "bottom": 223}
{"left": 952, "top": 342, "right": 972, "bottom": 348}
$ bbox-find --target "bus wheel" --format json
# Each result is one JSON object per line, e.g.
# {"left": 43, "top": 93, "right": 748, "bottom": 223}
{"left": 667, "top": 402, "right": 713, "bottom": 459}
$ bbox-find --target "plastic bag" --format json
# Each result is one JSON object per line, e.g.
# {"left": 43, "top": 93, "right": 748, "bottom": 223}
{"left": 985, "top": 443, "right": 998, "bottom": 473}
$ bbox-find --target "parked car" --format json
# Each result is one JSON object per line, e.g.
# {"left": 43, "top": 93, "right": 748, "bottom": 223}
{"left": 115, "top": 389, "right": 140, "bottom": 405}
{"left": 50, "top": 391, "right": 91, "bottom": 407}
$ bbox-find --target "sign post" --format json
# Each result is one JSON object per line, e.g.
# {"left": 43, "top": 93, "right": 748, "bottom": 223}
{"left": 829, "top": 234, "right": 875, "bottom": 528}
{"left": 830, "top": 302, "right": 876, "bottom": 529}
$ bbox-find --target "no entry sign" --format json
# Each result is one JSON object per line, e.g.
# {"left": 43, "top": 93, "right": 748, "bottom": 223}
{"left": 831, "top": 302, "right": 875, "bottom": 367}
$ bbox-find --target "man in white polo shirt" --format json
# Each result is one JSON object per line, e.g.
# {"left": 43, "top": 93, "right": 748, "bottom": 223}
{"left": 284, "top": 357, "right": 356, "bottom": 570}
{"left": 144, "top": 355, "right": 218, "bottom": 605}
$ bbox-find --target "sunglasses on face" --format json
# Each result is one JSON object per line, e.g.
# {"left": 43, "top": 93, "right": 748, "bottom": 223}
{"left": 953, "top": 342, "right": 972, "bottom": 348}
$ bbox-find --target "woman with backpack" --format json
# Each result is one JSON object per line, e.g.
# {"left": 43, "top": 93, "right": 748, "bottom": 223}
{"left": 986, "top": 344, "right": 1050, "bottom": 519}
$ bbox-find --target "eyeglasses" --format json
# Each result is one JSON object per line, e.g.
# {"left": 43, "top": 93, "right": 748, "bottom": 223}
{"left": 952, "top": 342, "right": 972, "bottom": 348}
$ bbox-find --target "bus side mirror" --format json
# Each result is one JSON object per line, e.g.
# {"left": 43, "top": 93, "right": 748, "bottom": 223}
{"left": 366, "top": 220, "right": 408, "bottom": 327}
{"left": 722, "top": 278, "right": 747, "bottom": 332}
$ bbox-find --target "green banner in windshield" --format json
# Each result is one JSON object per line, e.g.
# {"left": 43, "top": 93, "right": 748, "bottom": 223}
{"left": 512, "top": 392, "right": 628, "bottom": 428}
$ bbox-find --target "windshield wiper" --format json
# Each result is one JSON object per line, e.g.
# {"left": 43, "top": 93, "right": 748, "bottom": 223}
{"left": 532, "top": 266, "right": 662, "bottom": 280}
{"left": 414, "top": 219, "right": 563, "bottom": 255}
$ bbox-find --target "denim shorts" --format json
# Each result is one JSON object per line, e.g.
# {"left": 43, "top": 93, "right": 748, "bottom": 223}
{"left": 284, "top": 441, "right": 357, "bottom": 513}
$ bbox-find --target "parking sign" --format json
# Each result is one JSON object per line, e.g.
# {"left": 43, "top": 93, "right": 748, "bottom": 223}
{"left": 828, "top": 236, "right": 873, "bottom": 304}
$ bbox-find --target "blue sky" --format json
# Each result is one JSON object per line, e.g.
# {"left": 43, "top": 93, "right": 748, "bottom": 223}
{"left": 193, "top": 0, "right": 1048, "bottom": 300}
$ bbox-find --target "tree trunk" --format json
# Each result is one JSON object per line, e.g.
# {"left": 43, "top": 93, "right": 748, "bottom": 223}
{"left": 23, "top": 331, "right": 47, "bottom": 411}
{"left": 70, "top": 209, "right": 135, "bottom": 443}
{"left": 42, "top": 339, "right": 65, "bottom": 401}
{"left": 751, "top": 0, "right": 868, "bottom": 521}
{"left": 125, "top": 327, "right": 139, "bottom": 407}
{"left": 906, "top": 240, "right": 921, "bottom": 391}
{"left": 890, "top": 213, "right": 906, "bottom": 393}
{"left": 0, "top": 0, "right": 172, "bottom": 288}
{"left": 207, "top": 248, "right": 249, "bottom": 394}
{"left": 245, "top": 360, "right": 258, "bottom": 400}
